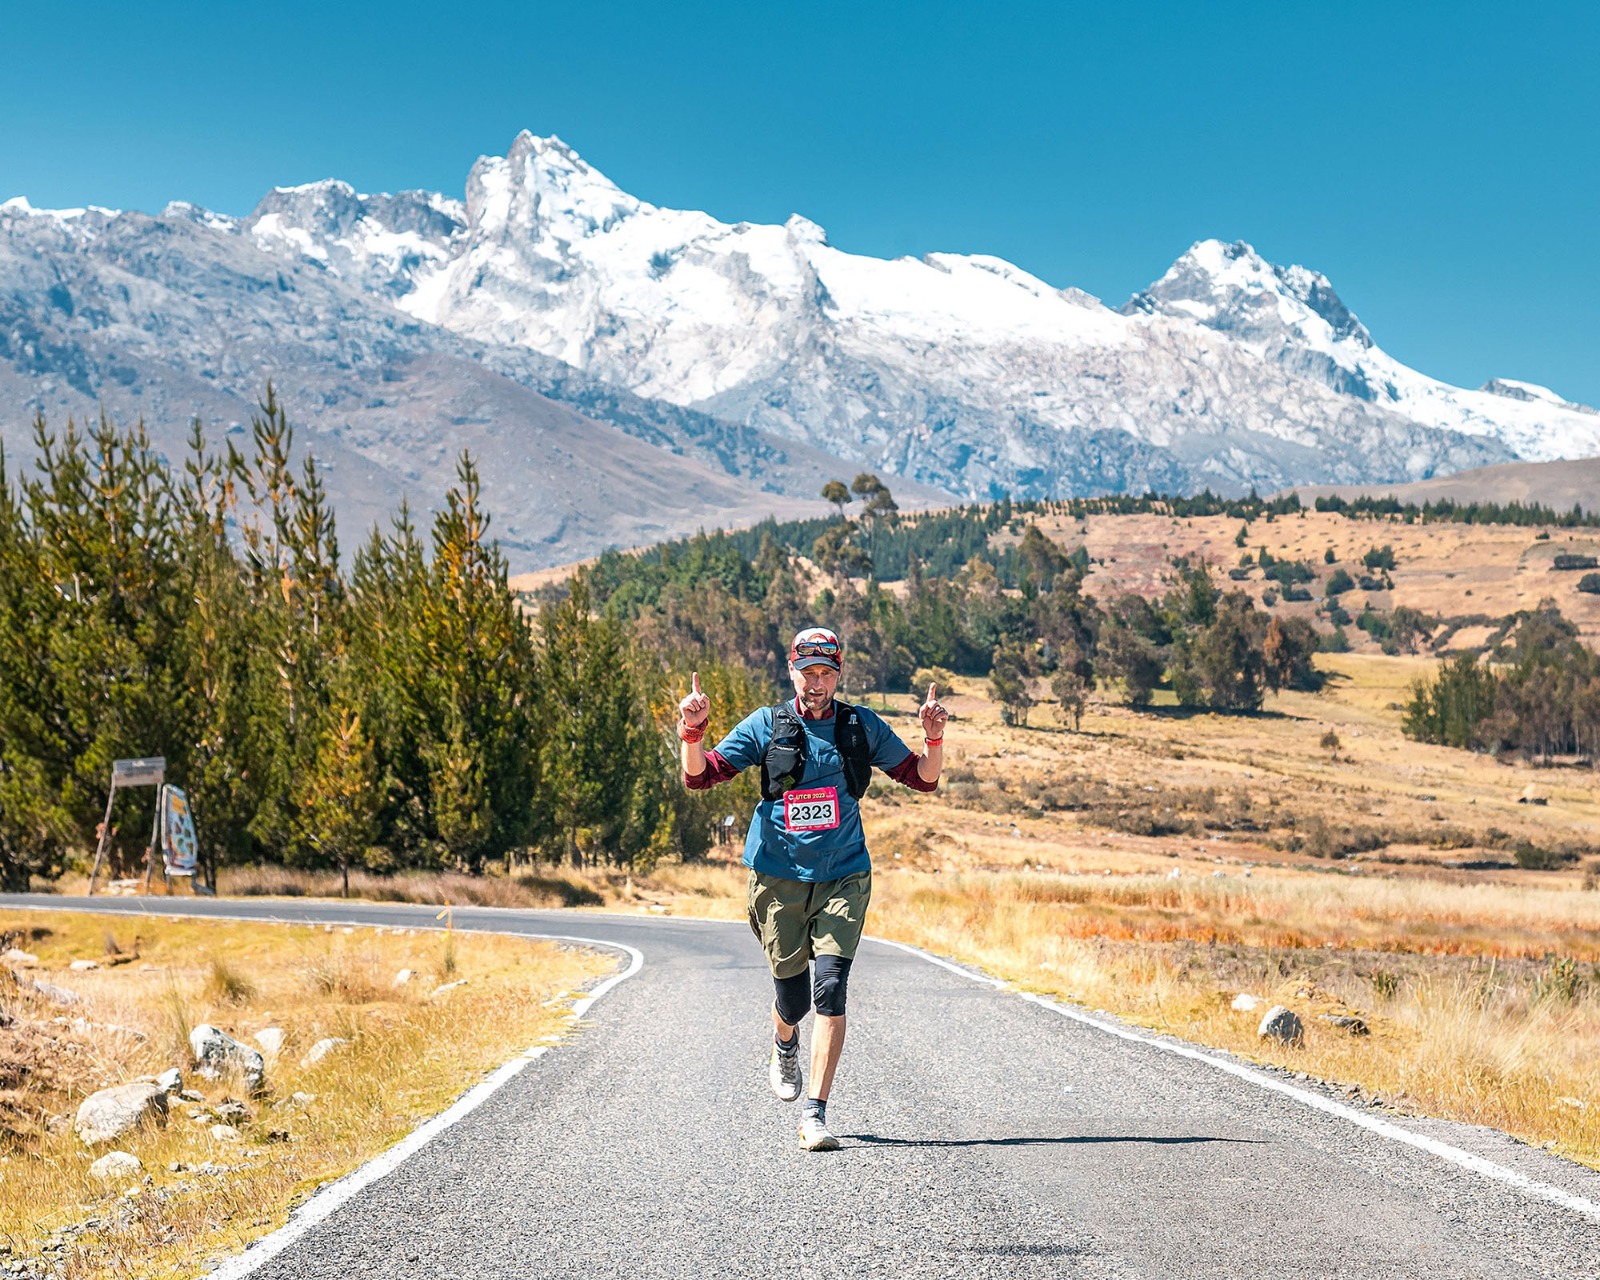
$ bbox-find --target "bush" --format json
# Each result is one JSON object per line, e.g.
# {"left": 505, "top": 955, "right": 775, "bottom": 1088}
{"left": 1363, "top": 545, "right": 1397, "bottom": 571}
{"left": 1512, "top": 840, "right": 1570, "bottom": 870}
{"left": 1552, "top": 553, "right": 1598, "bottom": 571}
{"left": 1325, "top": 568, "right": 1355, "bottom": 597}
{"left": 1577, "top": 573, "right": 1600, "bottom": 595}
{"left": 1318, "top": 626, "right": 1351, "bottom": 653}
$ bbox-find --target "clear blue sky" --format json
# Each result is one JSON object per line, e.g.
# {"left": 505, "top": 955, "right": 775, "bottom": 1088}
{"left": 5, "top": 1, "right": 1597, "bottom": 402}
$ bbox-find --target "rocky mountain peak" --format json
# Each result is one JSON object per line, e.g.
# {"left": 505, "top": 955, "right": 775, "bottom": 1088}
{"left": 1123, "top": 238, "right": 1371, "bottom": 349}
{"left": 466, "top": 132, "right": 643, "bottom": 242}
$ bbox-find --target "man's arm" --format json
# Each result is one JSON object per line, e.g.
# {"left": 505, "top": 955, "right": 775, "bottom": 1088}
{"left": 678, "top": 671, "right": 712, "bottom": 783}
{"left": 916, "top": 681, "right": 947, "bottom": 785}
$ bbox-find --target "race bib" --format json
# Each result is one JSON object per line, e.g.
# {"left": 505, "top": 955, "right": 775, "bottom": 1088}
{"left": 783, "top": 787, "right": 840, "bottom": 832}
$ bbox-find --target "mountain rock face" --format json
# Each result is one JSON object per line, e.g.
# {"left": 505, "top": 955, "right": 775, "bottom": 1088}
{"left": 0, "top": 193, "right": 911, "bottom": 567}
{"left": 3, "top": 132, "right": 1597, "bottom": 565}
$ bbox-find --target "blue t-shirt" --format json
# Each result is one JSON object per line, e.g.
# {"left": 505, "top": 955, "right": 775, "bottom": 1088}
{"left": 713, "top": 700, "right": 913, "bottom": 883}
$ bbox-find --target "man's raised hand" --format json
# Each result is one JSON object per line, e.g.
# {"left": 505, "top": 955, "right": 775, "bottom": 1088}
{"left": 920, "top": 681, "right": 948, "bottom": 741}
{"left": 680, "top": 671, "right": 711, "bottom": 729}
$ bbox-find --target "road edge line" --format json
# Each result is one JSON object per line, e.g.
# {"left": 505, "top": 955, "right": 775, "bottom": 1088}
{"left": 870, "top": 936, "right": 1600, "bottom": 1225}
{"left": 196, "top": 932, "right": 644, "bottom": 1279}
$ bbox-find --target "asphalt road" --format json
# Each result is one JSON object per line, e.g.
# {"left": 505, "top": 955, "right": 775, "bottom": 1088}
{"left": 5, "top": 893, "right": 1599, "bottom": 1279}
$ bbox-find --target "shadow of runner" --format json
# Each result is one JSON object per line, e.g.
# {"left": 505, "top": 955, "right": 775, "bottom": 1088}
{"left": 841, "top": 1134, "right": 1267, "bottom": 1148}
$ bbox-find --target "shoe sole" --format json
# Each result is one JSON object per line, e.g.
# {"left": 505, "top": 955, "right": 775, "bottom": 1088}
{"left": 799, "top": 1132, "right": 840, "bottom": 1152}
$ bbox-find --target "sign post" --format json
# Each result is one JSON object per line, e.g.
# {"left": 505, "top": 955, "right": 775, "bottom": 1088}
{"left": 86, "top": 757, "right": 166, "bottom": 896}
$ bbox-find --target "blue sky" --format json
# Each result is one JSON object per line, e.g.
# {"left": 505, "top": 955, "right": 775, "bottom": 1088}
{"left": 5, "top": 1, "right": 1597, "bottom": 402}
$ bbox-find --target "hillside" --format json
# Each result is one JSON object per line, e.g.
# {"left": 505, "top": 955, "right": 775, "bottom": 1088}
{"left": 1291, "top": 456, "right": 1600, "bottom": 512}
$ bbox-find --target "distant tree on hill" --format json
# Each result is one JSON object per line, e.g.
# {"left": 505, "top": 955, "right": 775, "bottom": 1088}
{"left": 821, "top": 479, "right": 852, "bottom": 518}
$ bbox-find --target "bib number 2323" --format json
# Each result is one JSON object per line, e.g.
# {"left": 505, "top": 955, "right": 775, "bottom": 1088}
{"left": 783, "top": 786, "right": 840, "bottom": 832}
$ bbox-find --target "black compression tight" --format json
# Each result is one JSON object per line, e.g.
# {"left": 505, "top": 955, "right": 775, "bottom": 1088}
{"left": 773, "top": 955, "right": 853, "bottom": 1025}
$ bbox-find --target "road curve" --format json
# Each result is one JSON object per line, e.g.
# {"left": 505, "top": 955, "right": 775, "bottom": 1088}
{"left": 4, "top": 893, "right": 1597, "bottom": 1279}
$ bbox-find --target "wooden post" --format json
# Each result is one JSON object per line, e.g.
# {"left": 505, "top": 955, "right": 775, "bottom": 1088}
{"left": 141, "top": 787, "right": 164, "bottom": 895}
{"left": 86, "top": 785, "right": 119, "bottom": 896}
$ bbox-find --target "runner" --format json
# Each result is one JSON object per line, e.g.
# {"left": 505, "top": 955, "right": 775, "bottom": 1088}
{"left": 678, "top": 626, "right": 947, "bottom": 1151}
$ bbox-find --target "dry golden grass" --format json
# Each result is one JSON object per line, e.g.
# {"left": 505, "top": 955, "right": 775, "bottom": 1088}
{"left": 1012, "top": 508, "right": 1600, "bottom": 647}
{"left": 0, "top": 912, "right": 607, "bottom": 1280}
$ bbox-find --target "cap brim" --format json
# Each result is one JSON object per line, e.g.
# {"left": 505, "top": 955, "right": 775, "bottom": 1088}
{"left": 791, "top": 656, "right": 840, "bottom": 670}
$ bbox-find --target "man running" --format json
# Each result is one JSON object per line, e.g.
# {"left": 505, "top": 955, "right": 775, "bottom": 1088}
{"left": 678, "top": 626, "right": 947, "bottom": 1151}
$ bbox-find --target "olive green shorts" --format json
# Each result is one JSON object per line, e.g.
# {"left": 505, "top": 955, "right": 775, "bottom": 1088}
{"left": 746, "top": 868, "right": 873, "bottom": 980}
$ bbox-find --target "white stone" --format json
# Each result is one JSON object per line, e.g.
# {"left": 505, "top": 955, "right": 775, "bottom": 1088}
{"left": 1, "top": 948, "right": 37, "bottom": 967}
{"left": 299, "top": 1037, "right": 350, "bottom": 1068}
{"left": 190, "top": 1024, "right": 266, "bottom": 1093}
{"left": 88, "top": 1151, "right": 143, "bottom": 1181}
{"left": 253, "top": 1028, "right": 285, "bottom": 1059}
{"left": 430, "top": 979, "right": 469, "bottom": 997}
{"left": 1231, "top": 993, "right": 1263, "bottom": 1012}
{"left": 69, "top": 958, "right": 100, "bottom": 971}
{"left": 75, "top": 1082, "right": 168, "bottom": 1146}
{"left": 209, "top": 1124, "right": 241, "bottom": 1143}
{"left": 154, "top": 1067, "right": 182, "bottom": 1094}
{"left": 393, "top": 969, "right": 414, "bottom": 987}
{"left": 1257, "top": 1005, "right": 1305, "bottom": 1046}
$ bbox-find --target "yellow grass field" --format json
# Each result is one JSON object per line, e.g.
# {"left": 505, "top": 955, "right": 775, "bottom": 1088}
{"left": 0, "top": 913, "right": 607, "bottom": 1280}
{"left": 1019, "top": 507, "right": 1600, "bottom": 646}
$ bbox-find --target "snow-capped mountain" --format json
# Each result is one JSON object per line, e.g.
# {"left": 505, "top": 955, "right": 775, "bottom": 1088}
{"left": 227, "top": 132, "right": 1598, "bottom": 498}
{"left": 0, "top": 191, "right": 903, "bottom": 568}
{"left": 3, "top": 130, "right": 1597, "bottom": 564}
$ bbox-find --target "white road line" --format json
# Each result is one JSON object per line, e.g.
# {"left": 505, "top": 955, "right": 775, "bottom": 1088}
{"left": 188, "top": 932, "right": 645, "bottom": 1280}
{"left": 871, "top": 936, "right": 1600, "bottom": 1225}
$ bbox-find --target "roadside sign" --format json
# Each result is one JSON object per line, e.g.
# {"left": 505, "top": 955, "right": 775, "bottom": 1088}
{"left": 160, "top": 785, "right": 199, "bottom": 877}
{"left": 112, "top": 757, "right": 165, "bottom": 787}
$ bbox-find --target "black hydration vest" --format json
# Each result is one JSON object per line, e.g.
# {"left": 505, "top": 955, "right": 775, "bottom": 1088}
{"left": 760, "top": 699, "right": 873, "bottom": 802}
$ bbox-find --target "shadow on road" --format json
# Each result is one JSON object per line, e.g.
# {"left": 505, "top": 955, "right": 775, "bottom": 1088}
{"left": 842, "top": 1134, "right": 1266, "bottom": 1148}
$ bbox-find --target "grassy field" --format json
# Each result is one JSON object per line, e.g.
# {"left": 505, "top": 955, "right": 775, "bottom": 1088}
{"left": 0, "top": 912, "right": 607, "bottom": 1280}
{"left": 1021, "top": 507, "right": 1600, "bottom": 647}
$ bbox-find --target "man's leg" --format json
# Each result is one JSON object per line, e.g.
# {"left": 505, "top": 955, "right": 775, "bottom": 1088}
{"left": 807, "top": 955, "right": 852, "bottom": 1101}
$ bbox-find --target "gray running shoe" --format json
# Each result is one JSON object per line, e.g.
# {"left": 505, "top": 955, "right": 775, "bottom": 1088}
{"left": 769, "top": 1040, "right": 802, "bottom": 1102}
{"left": 798, "top": 1114, "right": 840, "bottom": 1152}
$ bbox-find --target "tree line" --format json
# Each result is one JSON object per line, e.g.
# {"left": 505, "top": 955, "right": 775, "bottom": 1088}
{"left": 1403, "top": 602, "right": 1600, "bottom": 765}
{"left": 0, "top": 393, "right": 759, "bottom": 889}
{"left": 575, "top": 481, "right": 1325, "bottom": 733}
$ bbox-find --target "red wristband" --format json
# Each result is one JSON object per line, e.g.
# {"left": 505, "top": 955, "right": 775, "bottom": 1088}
{"left": 924, "top": 737, "right": 943, "bottom": 746}
{"left": 678, "top": 721, "right": 706, "bottom": 744}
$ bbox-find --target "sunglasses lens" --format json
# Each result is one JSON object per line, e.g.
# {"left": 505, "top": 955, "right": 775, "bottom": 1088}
{"left": 794, "top": 640, "right": 839, "bottom": 658}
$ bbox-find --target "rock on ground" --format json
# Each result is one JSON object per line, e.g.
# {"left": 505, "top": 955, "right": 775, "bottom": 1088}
{"left": 393, "top": 968, "right": 414, "bottom": 987}
{"left": 88, "top": 1151, "right": 143, "bottom": 1181}
{"left": 1321, "top": 1014, "right": 1370, "bottom": 1036}
{"left": 69, "top": 958, "right": 100, "bottom": 971}
{"left": 1258, "top": 1005, "right": 1305, "bottom": 1046}
{"left": 1231, "top": 993, "right": 1262, "bottom": 1012}
{"left": 210, "top": 1124, "right": 241, "bottom": 1142}
{"left": 254, "top": 1027, "right": 285, "bottom": 1058}
{"left": 155, "top": 1067, "right": 182, "bottom": 1094}
{"left": 190, "top": 1024, "right": 266, "bottom": 1093}
{"left": 430, "top": 979, "right": 469, "bottom": 998}
{"left": 75, "top": 1082, "right": 169, "bottom": 1146}
{"left": 300, "top": 1036, "right": 350, "bottom": 1068}
{"left": 2, "top": 948, "right": 37, "bottom": 967}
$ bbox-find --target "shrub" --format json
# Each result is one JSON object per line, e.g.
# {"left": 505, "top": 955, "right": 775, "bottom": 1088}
{"left": 1512, "top": 840, "right": 1569, "bottom": 870}
{"left": 1325, "top": 568, "right": 1356, "bottom": 597}
{"left": 1552, "top": 553, "right": 1598, "bottom": 571}
{"left": 205, "top": 955, "right": 258, "bottom": 1005}
{"left": 1577, "top": 573, "right": 1600, "bottom": 595}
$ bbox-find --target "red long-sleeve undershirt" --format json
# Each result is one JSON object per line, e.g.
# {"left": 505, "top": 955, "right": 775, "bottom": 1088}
{"left": 683, "top": 747, "right": 937, "bottom": 794}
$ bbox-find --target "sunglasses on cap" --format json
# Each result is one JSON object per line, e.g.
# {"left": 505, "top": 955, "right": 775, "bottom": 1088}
{"left": 791, "top": 638, "right": 841, "bottom": 660}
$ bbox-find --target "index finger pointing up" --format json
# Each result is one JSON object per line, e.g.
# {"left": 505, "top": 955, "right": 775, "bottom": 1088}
{"left": 692, "top": 671, "right": 702, "bottom": 695}
{"left": 927, "top": 682, "right": 938, "bottom": 704}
